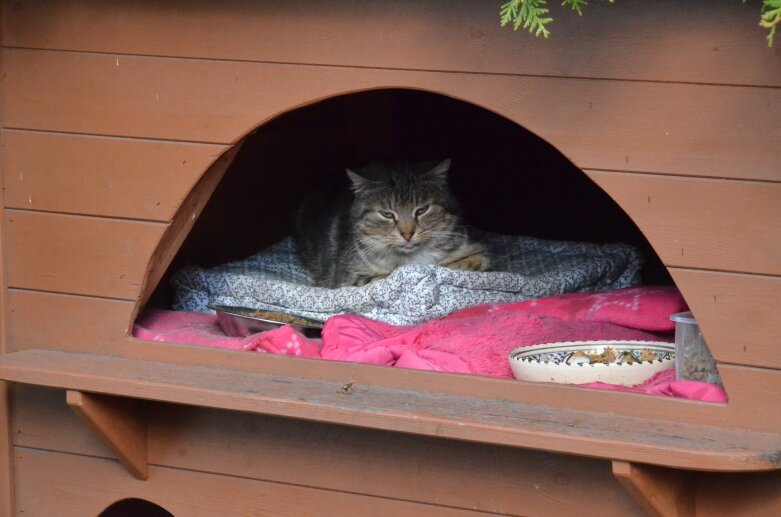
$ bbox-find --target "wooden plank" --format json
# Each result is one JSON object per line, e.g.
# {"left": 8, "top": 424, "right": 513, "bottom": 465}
{"left": 719, "top": 365, "right": 781, "bottom": 428}
{"left": 2, "top": 0, "right": 779, "bottom": 87}
{"left": 695, "top": 471, "right": 781, "bottom": 517}
{"left": 136, "top": 142, "right": 241, "bottom": 309}
{"left": 0, "top": 6, "right": 8, "bottom": 354}
{"left": 669, "top": 269, "right": 781, "bottom": 369}
{"left": 145, "top": 406, "right": 637, "bottom": 516}
{"left": 612, "top": 461, "right": 694, "bottom": 517}
{"left": 5, "top": 290, "right": 135, "bottom": 352}
{"left": 3, "top": 49, "right": 780, "bottom": 181}
{"left": 5, "top": 290, "right": 781, "bottom": 434}
{"left": 12, "top": 386, "right": 640, "bottom": 516}
{"left": 4, "top": 211, "right": 166, "bottom": 299}
{"left": 586, "top": 171, "right": 781, "bottom": 276}
{"left": 0, "top": 383, "right": 13, "bottom": 517}
{"left": 14, "top": 448, "right": 490, "bottom": 517}
{"left": 66, "top": 390, "right": 148, "bottom": 480}
{"left": 0, "top": 21, "right": 12, "bottom": 517}
{"left": 1, "top": 349, "right": 780, "bottom": 472}
{"left": 12, "top": 385, "right": 112, "bottom": 459}
{"left": 1, "top": 130, "right": 228, "bottom": 221}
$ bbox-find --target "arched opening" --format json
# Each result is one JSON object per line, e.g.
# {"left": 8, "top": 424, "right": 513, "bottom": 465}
{"left": 149, "top": 88, "right": 669, "bottom": 303}
{"left": 100, "top": 498, "right": 174, "bottom": 517}
{"left": 136, "top": 88, "right": 723, "bottom": 397}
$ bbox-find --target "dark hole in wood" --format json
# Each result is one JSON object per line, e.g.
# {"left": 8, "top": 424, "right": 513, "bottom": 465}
{"left": 100, "top": 498, "right": 174, "bottom": 517}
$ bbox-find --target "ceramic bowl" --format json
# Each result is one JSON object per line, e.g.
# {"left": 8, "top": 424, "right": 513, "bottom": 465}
{"left": 508, "top": 340, "right": 675, "bottom": 387}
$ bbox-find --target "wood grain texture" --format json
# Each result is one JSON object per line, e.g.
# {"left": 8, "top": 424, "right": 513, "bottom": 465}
{"left": 4, "top": 211, "right": 166, "bottom": 299}
{"left": 11, "top": 392, "right": 781, "bottom": 516}
{"left": 3, "top": 49, "right": 779, "bottom": 181}
{"left": 719, "top": 365, "right": 781, "bottom": 430}
{"left": 5, "top": 289, "right": 781, "bottom": 434}
{"left": 5, "top": 289, "right": 135, "bottom": 352}
{"left": 0, "top": 383, "right": 13, "bottom": 517}
{"left": 12, "top": 385, "right": 112, "bottom": 459}
{"left": 14, "top": 447, "right": 491, "bottom": 517}
{"left": 137, "top": 143, "right": 241, "bottom": 309}
{"left": 12, "top": 386, "right": 641, "bottom": 516}
{"left": 0, "top": 18, "right": 11, "bottom": 516}
{"left": 3, "top": 0, "right": 779, "bottom": 87}
{"left": 695, "top": 471, "right": 781, "bottom": 517}
{"left": 0, "top": 5, "right": 6, "bottom": 356}
{"left": 66, "top": 390, "right": 148, "bottom": 480}
{"left": 613, "top": 461, "right": 694, "bottom": 517}
{"left": 669, "top": 269, "right": 781, "bottom": 369}
{"left": 587, "top": 171, "right": 781, "bottom": 276}
{"left": 0, "top": 2, "right": 778, "bottom": 510}
{"left": 1, "top": 130, "right": 228, "bottom": 221}
{"left": 1, "top": 350, "right": 780, "bottom": 472}
{"left": 147, "top": 406, "right": 636, "bottom": 517}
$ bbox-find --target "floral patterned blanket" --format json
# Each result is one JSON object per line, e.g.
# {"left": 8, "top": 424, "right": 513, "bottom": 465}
{"left": 171, "top": 234, "right": 643, "bottom": 326}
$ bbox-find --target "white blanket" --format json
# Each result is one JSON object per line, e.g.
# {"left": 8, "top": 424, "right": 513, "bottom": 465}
{"left": 172, "top": 235, "right": 643, "bottom": 326}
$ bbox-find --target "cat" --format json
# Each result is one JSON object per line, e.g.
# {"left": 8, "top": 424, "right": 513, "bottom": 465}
{"left": 293, "top": 159, "right": 491, "bottom": 288}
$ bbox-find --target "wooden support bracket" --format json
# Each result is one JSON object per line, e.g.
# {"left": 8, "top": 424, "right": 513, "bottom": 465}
{"left": 612, "top": 460, "right": 694, "bottom": 517}
{"left": 66, "top": 390, "right": 148, "bottom": 480}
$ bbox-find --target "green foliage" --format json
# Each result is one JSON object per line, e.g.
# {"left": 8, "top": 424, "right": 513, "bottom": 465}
{"left": 500, "top": 0, "right": 553, "bottom": 38}
{"left": 499, "top": 0, "right": 611, "bottom": 38}
{"left": 562, "top": 0, "right": 589, "bottom": 16}
{"left": 500, "top": 1, "right": 778, "bottom": 47}
{"left": 760, "top": 0, "right": 781, "bottom": 46}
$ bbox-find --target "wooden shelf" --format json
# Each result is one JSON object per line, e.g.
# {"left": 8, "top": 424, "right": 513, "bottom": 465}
{"left": 0, "top": 349, "right": 779, "bottom": 473}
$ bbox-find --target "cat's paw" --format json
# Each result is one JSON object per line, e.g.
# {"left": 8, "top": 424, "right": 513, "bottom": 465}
{"left": 442, "top": 253, "right": 490, "bottom": 272}
{"left": 354, "top": 273, "right": 389, "bottom": 287}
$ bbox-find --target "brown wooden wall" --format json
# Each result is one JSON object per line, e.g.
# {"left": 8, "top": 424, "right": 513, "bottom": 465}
{"left": 12, "top": 385, "right": 649, "bottom": 516}
{"left": 0, "top": 0, "right": 780, "bottom": 514}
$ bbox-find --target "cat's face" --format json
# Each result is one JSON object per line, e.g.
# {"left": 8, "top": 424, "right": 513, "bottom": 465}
{"left": 348, "top": 160, "right": 461, "bottom": 255}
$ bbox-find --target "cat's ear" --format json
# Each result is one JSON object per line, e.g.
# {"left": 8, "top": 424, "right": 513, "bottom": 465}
{"left": 425, "top": 159, "right": 452, "bottom": 180}
{"left": 346, "top": 168, "right": 370, "bottom": 192}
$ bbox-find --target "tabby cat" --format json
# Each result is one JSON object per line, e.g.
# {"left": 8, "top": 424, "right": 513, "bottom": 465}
{"left": 293, "top": 159, "right": 490, "bottom": 288}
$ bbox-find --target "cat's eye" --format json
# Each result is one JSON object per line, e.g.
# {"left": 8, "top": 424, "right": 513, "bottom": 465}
{"left": 379, "top": 210, "right": 396, "bottom": 220}
{"left": 415, "top": 205, "right": 430, "bottom": 217}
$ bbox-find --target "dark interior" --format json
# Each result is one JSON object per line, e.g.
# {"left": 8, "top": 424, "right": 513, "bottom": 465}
{"left": 148, "top": 89, "right": 671, "bottom": 309}
{"left": 99, "top": 498, "right": 174, "bottom": 517}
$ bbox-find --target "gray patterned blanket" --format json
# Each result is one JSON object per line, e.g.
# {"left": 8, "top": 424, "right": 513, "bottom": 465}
{"left": 171, "top": 235, "right": 643, "bottom": 326}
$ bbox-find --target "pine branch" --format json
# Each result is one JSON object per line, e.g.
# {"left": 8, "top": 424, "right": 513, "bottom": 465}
{"left": 760, "top": 0, "right": 781, "bottom": 47}
{"left": 562, "top": 0, "right": 588, "bottom": 16}
{"left": 499, "top": 1, "right": 774, "bottom": 48}
{"left": 500, "top": 0, "right": 553, "bottom": 38}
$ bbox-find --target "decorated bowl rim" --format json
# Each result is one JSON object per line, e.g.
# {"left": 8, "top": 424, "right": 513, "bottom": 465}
{"left": 508, "top": 340, "right": 675, "bottom": 368}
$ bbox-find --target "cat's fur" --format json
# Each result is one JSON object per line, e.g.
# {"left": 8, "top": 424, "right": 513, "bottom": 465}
{"left": 293, "top": 159, "right": 490, "bottom": 288}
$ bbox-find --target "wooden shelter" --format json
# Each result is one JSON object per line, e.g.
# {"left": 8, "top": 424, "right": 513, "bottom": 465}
{"left": 0, "top": 1, "right": 779, "bottom": 515}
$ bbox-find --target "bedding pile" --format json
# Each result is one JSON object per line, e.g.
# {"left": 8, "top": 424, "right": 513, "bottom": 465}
{"left": 135, "top": 287, "right": 727, "bottom": 402}
{"left": 171, "top": 234, "right": 643, "bottom": 325}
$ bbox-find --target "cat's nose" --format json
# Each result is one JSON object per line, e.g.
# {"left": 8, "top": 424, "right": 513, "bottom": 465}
{"left": 401, "top": 231, "right": 415, "bottom": 241}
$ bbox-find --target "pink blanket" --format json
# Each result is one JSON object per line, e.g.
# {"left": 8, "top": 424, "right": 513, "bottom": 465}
{"left": 134, "top": 309, "right": 321, "bottom": 356}
{"left": 133, "top": 287, "right": 727, "bottom": 402}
